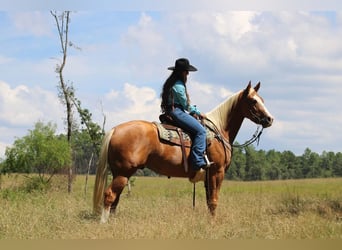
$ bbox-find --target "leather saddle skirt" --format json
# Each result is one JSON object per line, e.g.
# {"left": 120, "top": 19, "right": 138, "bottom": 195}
{"left": 153, "top": 121, "right": 215, "bottom": 147}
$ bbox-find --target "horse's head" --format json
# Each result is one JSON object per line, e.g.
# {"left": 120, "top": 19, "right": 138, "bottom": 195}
{"left": 241, "top": 81, "right": 273, "bottom": 128}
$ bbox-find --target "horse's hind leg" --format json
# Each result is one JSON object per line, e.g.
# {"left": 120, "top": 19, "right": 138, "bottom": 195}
{"left": 101, "top": 175, "right": 127, "bottom": 223}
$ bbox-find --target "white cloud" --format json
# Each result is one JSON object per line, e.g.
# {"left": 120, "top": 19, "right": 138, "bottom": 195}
{"left": 0, "top": 81, "right": 66, "bottom": 157}
{"left": 162, "top": 11, "right": 342, "bottom": 82}
{"left": 120, "top": 12, "right": 174, "bottom": 80}
{"left": 213, "top": 11, "right": 259, "bottom": 41}
{"left": 10, "top": 11, "right": 52, "bottom": 37}
{"left": 0, "top": 55, "right": 14, "bottom": 64}
{"left": 0, "top": 127, "right": 12, "bottom": 159}
{"left": 122, "top": 83, "right": 159, "bottom": 114}
{"left": 105, "top": 89, "right": 119, "bottom": 100}
{"left": 0, "top": 81, "right": 63, "bottom": 127}
{"left": 102, "top": 83, "right": 161, "bottom": 126}
{"left": 187, "top": 80, "right": 234, "bottom": 112}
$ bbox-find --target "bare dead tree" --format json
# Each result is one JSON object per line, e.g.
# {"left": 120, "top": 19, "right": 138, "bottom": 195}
{"left": 51, "top": 11, "right": 107, "bottom": 195}
{"left": 51, "top": 10, "right": 74, "bottom": 193}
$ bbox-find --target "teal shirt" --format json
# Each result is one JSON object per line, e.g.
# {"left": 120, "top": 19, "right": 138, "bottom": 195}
{"left": 168, "top": 80, "right": 201, "bottom": 115}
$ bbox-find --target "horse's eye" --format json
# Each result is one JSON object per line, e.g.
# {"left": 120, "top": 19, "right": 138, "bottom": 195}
{"left": 250, "top": 99, "right": 257, "bottom": 105}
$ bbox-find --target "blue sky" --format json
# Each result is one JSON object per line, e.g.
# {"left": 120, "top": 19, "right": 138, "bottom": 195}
{"left": 0, "top": 7, "right": 342, "bottom": 157}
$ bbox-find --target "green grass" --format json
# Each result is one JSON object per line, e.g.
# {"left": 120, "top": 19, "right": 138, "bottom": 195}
{"left": 0, "top": 175, "right": 341, "bottom": 239}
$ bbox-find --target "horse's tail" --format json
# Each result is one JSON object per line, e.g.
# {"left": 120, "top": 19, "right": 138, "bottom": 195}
{"left": 93, "top": 127, "right": 115, "bottom": 215}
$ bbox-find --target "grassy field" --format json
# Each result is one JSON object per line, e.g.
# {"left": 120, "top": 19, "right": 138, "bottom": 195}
{"left": 0, "top": 174, "right": 341, "bottom": 239}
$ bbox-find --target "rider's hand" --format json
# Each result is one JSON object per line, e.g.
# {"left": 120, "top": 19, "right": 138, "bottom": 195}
{"left": 199, "top": 113, "right": 207, "bottom": 119}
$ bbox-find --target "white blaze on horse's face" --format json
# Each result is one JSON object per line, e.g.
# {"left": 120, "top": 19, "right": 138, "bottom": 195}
{"left": 251, "top": 93, "right": 274, "bottom": 128}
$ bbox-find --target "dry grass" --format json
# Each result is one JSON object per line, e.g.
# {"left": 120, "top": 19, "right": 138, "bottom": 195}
{"left": 0, "top": 175, "right": 341, "bottom": 239}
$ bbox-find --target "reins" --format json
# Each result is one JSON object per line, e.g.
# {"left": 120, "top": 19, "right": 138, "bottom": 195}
{"left": 203, "top": 118, "right": 231, "bottom": 153}
{"left": 204, "top": 117, "right": 264, "bottom": 148}
{"left": 232, "top": 125, "right": 264, "bottom": 148}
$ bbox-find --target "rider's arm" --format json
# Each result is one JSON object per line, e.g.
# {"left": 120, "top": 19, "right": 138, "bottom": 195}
{"left": 172, "top": 81, "right": 201, "bottom": 116}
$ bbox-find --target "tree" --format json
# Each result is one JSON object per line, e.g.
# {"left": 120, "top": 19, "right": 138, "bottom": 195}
{"left": 320, "top": 151, "right": 335, "bottom": 177}
{"left": 72, "top": 129, "right": 101, "bottom": 174}
{"left": 71, "top": 98, "right": 105, "bottom": 196}
{"left": 2, "top": 121, "right": 71, "bottom": 183}
{"left": 300, "top": 148, "right": 322, "bottom": 178}
{"left": 332, "top": 152, "right": 342, "bottom": 177}
{"left": 0, "top": 159, "right": 4, "bottom": 189}
{"left": 51, "top": 11, "right": 106, "bottom": 194}
{"left": 244, "top": 145, "right": 266, "bottom": 180}
{"left": 72, "top": 99, "right": 105, "bottom": 157}
{"left": 279, "top": 150, "right": 300, "bottom": 179}
{"left": 226, "top": 146, "right": 246, "bottom": 180}
{"left": 51, "top": 11, "right": 74, "bottom": 142}
{"left": 51, "top": 10, "right": 74, "bottom": 193}
{"left": 265, "top": 149, "right": 281, "bottom": 180}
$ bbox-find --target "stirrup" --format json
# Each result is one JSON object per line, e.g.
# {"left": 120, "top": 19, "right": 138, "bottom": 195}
{"left": 204, "top": 154, "right": 214, "bottom": 168}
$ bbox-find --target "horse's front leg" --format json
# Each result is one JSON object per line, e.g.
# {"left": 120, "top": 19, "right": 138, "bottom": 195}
{"left": 205, "top": 168, "right": 224, "bottom": 216}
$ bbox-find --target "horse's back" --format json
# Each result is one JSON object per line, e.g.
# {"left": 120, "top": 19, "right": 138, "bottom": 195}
{"left": 110, "top": 120, "right": 158, "bottom": 149}
{"left": 114, "top": 120, "right": 155, "bottom": 135}
{"left": 107, "top": 120, "right": 159, "bottom": 168}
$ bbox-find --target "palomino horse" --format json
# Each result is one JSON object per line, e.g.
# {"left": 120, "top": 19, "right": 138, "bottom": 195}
{"left": 93, "top": 81, "right": 273, "bottom": 223}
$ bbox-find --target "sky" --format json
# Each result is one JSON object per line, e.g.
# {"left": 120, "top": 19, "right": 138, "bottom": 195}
{"left": 0, "top": 3, "right": 342, "bottom": 158}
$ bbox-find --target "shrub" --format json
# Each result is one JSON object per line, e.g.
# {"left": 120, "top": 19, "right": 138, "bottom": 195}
{"left": 23, "top": 176, "right": 51, "bottom": 193}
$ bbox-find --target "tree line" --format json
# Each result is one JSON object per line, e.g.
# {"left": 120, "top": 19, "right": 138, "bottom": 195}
{"left": 225, "top": 145, "right": 342, "bottom": 180}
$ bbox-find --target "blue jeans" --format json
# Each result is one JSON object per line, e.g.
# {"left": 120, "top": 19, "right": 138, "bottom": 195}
{"left": 169, "top": 107, "right": 207, "bottom": 170}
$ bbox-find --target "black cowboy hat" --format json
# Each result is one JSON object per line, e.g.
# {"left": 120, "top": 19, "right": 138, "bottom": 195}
{"left": 167, "top": 58, "right": 197, "bottom": 72}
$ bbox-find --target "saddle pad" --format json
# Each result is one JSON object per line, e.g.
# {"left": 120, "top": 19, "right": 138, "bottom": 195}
{"left": 153, "top": 121, "right": 215, "bottom": 147}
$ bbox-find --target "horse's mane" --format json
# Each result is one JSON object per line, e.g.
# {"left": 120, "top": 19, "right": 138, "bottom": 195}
{"left": 206, "top": 90, "right": 242, "bottom": 132}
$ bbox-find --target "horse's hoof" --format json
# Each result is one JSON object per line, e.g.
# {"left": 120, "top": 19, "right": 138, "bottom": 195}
{"left": 100, "top": 208, "right": 110, "bottom": 223}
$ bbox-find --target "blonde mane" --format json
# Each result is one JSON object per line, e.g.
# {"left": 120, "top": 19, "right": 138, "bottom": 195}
{"left": 206, "top": 91, "right": 242, "bottom": 132}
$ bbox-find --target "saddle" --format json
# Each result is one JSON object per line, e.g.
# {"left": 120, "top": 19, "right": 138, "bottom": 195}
{"left": 153, "top": 114, "right": 215, "bottom": 173}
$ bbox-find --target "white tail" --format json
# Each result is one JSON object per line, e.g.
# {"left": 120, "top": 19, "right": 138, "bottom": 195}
{"left": 92, "top": 128, "right": 115, "bottom": 215}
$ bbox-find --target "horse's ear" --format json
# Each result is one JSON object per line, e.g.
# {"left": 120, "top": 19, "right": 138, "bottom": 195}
{"left": 254, "top": 82, "right": 261, "bottom": 92}
{"left": 243, "top": 81, "right": 252, "bottom": 98}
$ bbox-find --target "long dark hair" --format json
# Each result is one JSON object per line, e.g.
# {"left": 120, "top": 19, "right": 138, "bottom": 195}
{"left": 160, "top": 70, "right": 189, "bottom": 113}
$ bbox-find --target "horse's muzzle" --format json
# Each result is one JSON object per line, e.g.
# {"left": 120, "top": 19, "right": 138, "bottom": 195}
{"left": 261, "top": 116, "right": 273, "bottom": 128}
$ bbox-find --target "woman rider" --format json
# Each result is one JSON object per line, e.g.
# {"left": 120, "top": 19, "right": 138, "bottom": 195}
{"left": 160, "top": 58, "right": 212, "bottom": 181}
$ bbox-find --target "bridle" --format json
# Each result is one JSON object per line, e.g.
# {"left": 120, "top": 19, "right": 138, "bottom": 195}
{"left": 232, "top": 105, "right": 265, "bottom": 148}
{"left": 204, "top": 113, "right": 264, "bottom": 151}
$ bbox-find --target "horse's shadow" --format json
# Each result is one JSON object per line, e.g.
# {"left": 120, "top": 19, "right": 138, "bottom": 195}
{"left": 78, "top": 210, "right": 98, "bottom": 221}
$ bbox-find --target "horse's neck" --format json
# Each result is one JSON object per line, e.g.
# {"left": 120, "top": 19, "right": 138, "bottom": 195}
{"left": 226, "top": 109, "right": 244, "bottom": 143}
{"left": 206, "top": 91, "right": 244, "bottom": 143}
